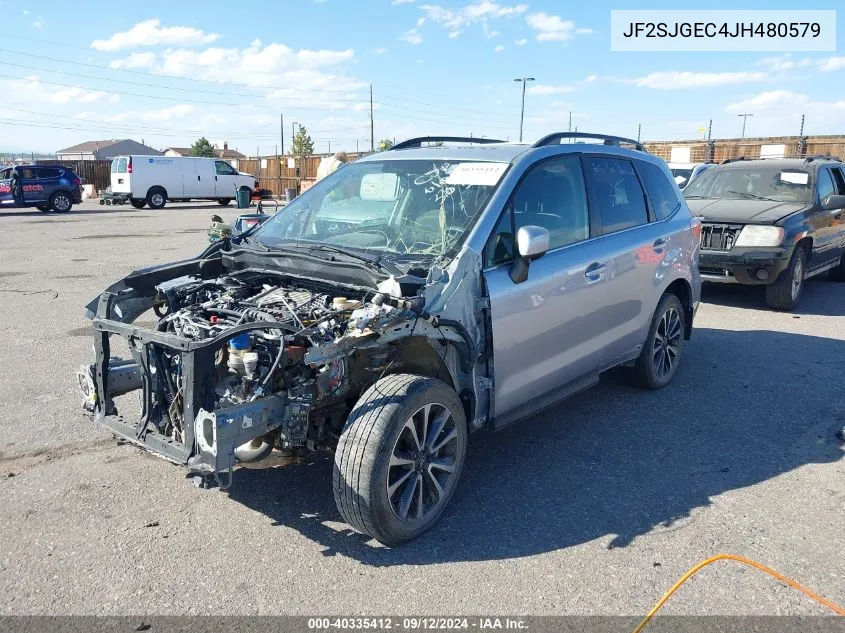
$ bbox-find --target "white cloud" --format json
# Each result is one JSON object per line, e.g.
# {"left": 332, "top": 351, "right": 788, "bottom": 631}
{"left": 391, "top": 0, "right": 415, "bottom": 4}
{"left": 417, "top": 17, "right": 425, "bottom": 26}
{"left": 482, "top": 22, "right": 500, "bottom": 38}
{"left": 757, "top": 53, "right": 811, "bottom": 72}
{"left": 372, "top": 47, "right": 388, "bottom": 55}
{"left": 448, "top": 30, "right": 462, "bottom": 38}
{"left": 514, "top": 38, "right": 527, "bottom": 46}
{"left": 575, "top": 28, "right": 593, "bottom": 35}
{"left": 100, "top": 104, "right": 196, "bottom": 124}
{"left": 399, "top": 28, "right": 424, "bottom": 44}
{"left": 526, "top": 12, "right": 581, "bottom": 42}
{"left": 629, "top": 71, "right": 768, "bottom": 90}
{"left": 723, "top": 90, "right": 845, "bottom": 131}
{"left": 6, "top": 75, "right": 108, "bottom": 105}
{"left": 494, "top": 45, "right": 505, "bottom": 52}
{"left": 420, "top": 2, "right": 527, "bottom": 34}
{"left": 527, "top": 83, "right": 575, "bottom": 95}
{"left": 91, "top": 19, "right": 222, "bottom": 52}
{"left": 818, "top": 56, "right": 845, "bottom": 72}
{"left": 22, "top": 9, "right": 29, "bottom": 15}
{"left": 33, "top": 19, "right": 42, "bottom": 28}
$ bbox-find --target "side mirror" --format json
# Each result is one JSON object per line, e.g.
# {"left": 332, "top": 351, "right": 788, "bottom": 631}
{"left": 509, "top": 225, "right": 550, "bottom": 284}
{"left": 822, "top": 194, "right": 845, "bottom": 211}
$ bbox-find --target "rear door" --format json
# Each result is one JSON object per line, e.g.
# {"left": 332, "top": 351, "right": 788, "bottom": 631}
{"left": 18, "top": 167, "right": 45, "bottom": 205}
{"left": 483, "top": 153, "right": 611, "bottom": 425}
{"left": 829, "top": 166, "right": 845, "bottom": 260}
{"left": 214, "top": 160, "right": 240, "bottom": 198}
{"left": 35, "top": 167, "right": 62, "bottom": 203}
{"left": 111, "top": 157, "right": 130, "bottom": 194}
{"left": 0, "top": 168, "right": 14, "bottom": 207}
{"left": 581, "top": 154, "right": 674, "bottom": 366}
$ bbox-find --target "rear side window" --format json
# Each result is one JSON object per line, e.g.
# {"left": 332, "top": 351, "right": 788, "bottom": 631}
{"left": 114, "top": 158, "right": 127, "bottom": 174}
{"left": 638, "top": 161, "right": 681, "bottom": 220}
{"left": 817, "top": 168, "right": 835, "bottom": 201}
{"left": 38, "top": 168, "right": 61, "bottom": 179}
{"left": 585, "top": 157, "right": 648, "bottom": 234}
{"left": 830, "top": 167, "right": 845, "bottom": 195}
{"left": 111, "top": 159, "right": 119, "bottom": 173}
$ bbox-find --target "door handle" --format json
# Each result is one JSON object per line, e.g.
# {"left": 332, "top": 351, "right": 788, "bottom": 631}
{"left": 584, "top": 262, "right": 607, "bottom": 281}
{"left": 198, "top": 175, "right": 201, "bottom": 181}
{"left": 653, "top": 237, "right": 668, "bottom": 253}
{"left": 215, "top": 176, "right": 218, "bottom": 181}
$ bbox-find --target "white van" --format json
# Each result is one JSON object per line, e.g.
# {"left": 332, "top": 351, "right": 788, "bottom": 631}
{"left": 110, "top": 156, "right": 256, "bottom": 209}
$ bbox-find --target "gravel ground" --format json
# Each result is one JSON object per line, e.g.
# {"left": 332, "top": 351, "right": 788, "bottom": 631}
{"left": 0, "top": 200, "right": 843, "bottom": 616}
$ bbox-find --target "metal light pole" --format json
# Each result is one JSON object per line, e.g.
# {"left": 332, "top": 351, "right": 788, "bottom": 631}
{"left": 737, "top": 113, "right": 754, "bottom": 140}
{"left": 514, "top": 77, "right": 535, "bottom": 142}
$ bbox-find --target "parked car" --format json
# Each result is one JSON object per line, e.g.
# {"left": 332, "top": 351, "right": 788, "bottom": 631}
{"left": 109, "top": 155, "right": 256, "bottom": 209}
{"left": 77, "top": 133, "right": 701, "bottom": 544}
{"left": 684, "top": 156, "right": 845, "bottom": 310}
{"left": 0, "top": 164, "right": 82, "bottom": 213}
{"left": 669, "top": 162, "right": 716, "bottom": 190}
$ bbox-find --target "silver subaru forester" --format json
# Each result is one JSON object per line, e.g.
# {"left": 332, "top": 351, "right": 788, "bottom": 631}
{"left": 79, "top": 132, "right": 701, "bottom": 545}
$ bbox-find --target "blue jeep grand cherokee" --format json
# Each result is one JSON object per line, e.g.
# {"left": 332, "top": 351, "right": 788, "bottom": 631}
{"left": 0, "top": 164, "right": 83, "bottom": 213}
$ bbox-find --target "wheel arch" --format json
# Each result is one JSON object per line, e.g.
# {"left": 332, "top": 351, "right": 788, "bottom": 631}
{"left": 146, "top": 185, "right": 168, "bottom": 199}
{"left": 664, "top": 278, "right": 694, "bottom": 340}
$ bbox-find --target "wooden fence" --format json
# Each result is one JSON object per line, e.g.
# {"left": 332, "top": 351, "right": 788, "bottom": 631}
{"left": 644, "top": 135, "right": 845, "bottom": 164}
{"left": 35, "top": 153, "right": 370, "bottom": 197}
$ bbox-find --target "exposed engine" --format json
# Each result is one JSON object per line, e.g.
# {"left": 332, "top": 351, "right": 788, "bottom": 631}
{"left": 145, "top": 273, "right": 364, "bottom": 459}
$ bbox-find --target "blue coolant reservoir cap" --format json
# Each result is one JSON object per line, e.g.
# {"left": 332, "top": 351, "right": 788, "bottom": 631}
{"left": 229, "top": 333, "right": 251, "bottom": 350}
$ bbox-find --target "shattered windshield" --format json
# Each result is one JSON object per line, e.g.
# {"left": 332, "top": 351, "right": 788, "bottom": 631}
{"left": 252, "top": 159, "right": 508, "bottom": 261}
{"left": 683, "top": 166, "right": 812, "bottom": 203}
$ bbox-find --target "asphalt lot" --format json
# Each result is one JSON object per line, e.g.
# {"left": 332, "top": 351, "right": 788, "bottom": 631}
{"left": 0, "top": 199, "right": 843, "bottom": 616}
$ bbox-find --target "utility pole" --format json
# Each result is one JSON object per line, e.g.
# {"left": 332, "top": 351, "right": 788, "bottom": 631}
{"left": 637, "top": 124, "right": 641, "bottom": 143}
{"left": 568, "top": 111, "right": 572, "bottom": 133}
{"left": 328, "top": 140, "right": 331, "bottom": 154}
{"left": 514, "top": 77, "right": 535, "bottom": 142}
{"left": 356, "top": 139, "right": 359, "bottom": 154}
{"left": 280, "top": 113, "right": 285, "bottom": 156}
{"left": 737, "top": 113, "right": 754, "bottom": 140}
{"left": 369, "top": 84, "right": 375, "bottom": 153}
{"left": 798, "top": 113, "right": 807, "bottom": 157}
{"left": 706, "top": 118, "right": 714, "bottom": 163}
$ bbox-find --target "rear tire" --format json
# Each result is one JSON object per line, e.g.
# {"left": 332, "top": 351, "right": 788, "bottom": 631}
{"left": 146, "top": 188, "right": 167, "bottom": 210}
{"left": 333, "top": 374, "right": 467, "bottom": 545}
{"left": 36, "top": 205, "right": 50, "bottom": 212}
{"left": 765, "top": 246, "right": 805, "bottom": 310}
{"left": 629, "top": 293, "right": 685, "bottom": 389}
{"left": 217, "top": 198, "right": 232, "bottom": 206}
{"left": 129, "top": 198, "right": 146, "bottom": 209}
{"left": 829, "top": 256, "right": 845, "bottom": 282}
{"left": 49, "top": 191, "right": 73, "bottom": 213}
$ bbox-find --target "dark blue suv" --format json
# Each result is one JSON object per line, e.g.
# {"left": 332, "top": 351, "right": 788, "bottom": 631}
{"left": 0, "top": 164, "right": 83, "bottom": 213}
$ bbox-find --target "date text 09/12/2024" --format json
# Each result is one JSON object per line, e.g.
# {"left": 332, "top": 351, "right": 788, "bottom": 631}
{"left": 307, "top": 618, "right": 528, "bottom": 630}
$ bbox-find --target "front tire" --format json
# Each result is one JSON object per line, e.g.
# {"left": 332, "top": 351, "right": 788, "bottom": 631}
{"left": 36, "top": 205, "right": 50, "bottom": 212}
{"left": 129, "top": 198, "right": 146, "bottom": 209}
{"left": 765, "top": 246, "right": 805, "bottom": 310}
{"left": 217, "top": 198, "right": 232, "bottom": 206}
{"left": 333, "top": 374, "right": 467, "bottom": 545}
{"left": 49, "top": 191, "right": 73, "bottom": 213}
{"left": 630, "top": 293, "right": 685, "bottom": 389}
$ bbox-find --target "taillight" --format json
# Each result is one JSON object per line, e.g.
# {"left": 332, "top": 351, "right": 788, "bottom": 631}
{"left": 691, "top": 217, "right": 702, "bottom": 241}
{"left": 127, "top": 158, "right": 132, "bottom": 174}
{"left": 71, "top": 176, "right": 81, "bottom": 186}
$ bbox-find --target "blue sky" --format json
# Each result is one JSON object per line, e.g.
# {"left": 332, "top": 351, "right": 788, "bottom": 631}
{"left": 0, "top": 0, "right": 843, "bottom": 153}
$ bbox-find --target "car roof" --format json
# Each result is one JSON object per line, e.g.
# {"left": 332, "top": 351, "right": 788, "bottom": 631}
{"left": 357, "top": 140, "right": 663, "bottom": 166}
{"left": 357, "top": 143, "right": 531, "bottom": 164}
{"left": 718, "top": 158, "right": 842, "bottom": 170}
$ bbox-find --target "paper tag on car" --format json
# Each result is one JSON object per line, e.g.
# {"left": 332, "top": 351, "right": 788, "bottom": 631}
{"left": 780, "top": 172, "right": 809, "bottom": 185}
{"left": 446, "top": 162, "right": 508, "bottom": 186}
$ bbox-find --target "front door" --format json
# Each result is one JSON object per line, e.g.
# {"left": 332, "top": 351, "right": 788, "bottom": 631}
{"left": 483, "top": 154, "right": 613, "bottom": 425}
{"left": 214, "top": 160, "right": 239, "bottom": 198}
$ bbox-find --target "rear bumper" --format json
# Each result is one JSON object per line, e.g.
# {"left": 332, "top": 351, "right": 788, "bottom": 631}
{"left": 699, "top": 247, "right": 790, "bottom": 285}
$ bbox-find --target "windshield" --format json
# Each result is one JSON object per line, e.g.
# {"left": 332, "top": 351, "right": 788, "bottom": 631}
{"left": 252, "top": 159, "right": 507, "bottom": 262}
{"left": 683, "top": 165, "right": 812, "bottom": 203}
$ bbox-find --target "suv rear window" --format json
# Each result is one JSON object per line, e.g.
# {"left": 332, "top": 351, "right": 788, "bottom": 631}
{"left": 585, "top": 157, "right": 648, "bottom": 234}
{"left": 638, "top": 161, "right": 681, "bottom": 220}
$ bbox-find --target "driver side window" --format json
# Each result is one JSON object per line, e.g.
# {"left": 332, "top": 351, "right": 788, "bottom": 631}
{"left": 215, "top": 161, "right": 236, "bottom": 176}
{"left": 817, "top": 168, "right": 835, "bottom": 202}
{"left": 484, "top": 155, "right": 590, "bottom": 267}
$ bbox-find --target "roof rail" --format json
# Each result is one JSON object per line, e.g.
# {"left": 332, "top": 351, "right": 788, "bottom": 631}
{"left": 803, "top": 154, "right": 843, "bottom": 163}
{"left": 721, "top": 156, "right": 753, "bottom": 164}
{"left": 390, "top": 136, "right": 506, "bottom": 151}
{"left": 531, "top": 132, "right": 646, "bottom": 152}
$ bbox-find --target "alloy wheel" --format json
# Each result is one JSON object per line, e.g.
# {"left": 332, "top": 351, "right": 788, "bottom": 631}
{"left": 54, "top": 194, "right": 70, "bottom": 211}
{"left": 652, "top": 306, "right": 682, "bottom": 379}
{"left": 387, "top": 403, "right": 459, "bottom": 522}
{"left": 791, "top": 256, "right": 804, "bottom": 301}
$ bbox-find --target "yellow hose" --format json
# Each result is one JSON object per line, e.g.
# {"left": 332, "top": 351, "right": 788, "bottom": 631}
{"left": 634, "top": 553, "right": 845, "bottom": 633}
